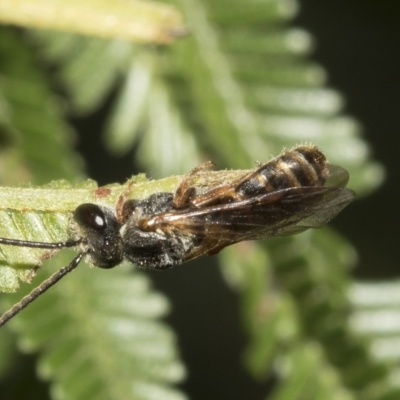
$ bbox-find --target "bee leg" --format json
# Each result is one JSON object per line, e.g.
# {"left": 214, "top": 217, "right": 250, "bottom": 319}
{"left": 205, "top": 240, "right": 234, "bottom": 255}
{"left": 173, "top": 161, "right": 215, "bottom": 208}
{"left": 191, "top": 168, "right": 264, "bottom": 208}
{"left": 184, "top": 238, "right": 234, "bottom": 262}
{"left": 115, "top": 181, "right": 135, "bottom": 223}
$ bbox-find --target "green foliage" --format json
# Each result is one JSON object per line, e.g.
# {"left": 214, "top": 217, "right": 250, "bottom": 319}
{"left": 0, "top": 1, "right": 396, "bottom": 400}
{"left": 0, "top": 21, "right": 186, "bottom": 400}
{"left": 350, "top": 282, "right": 400, "bottom": 385}
{"left": 0, "top": 29, "right": 84, "bottom": 184}
{"left": 2, "top": 255, "right": 186, "bottom": 400}
{"left": 0, "top": 0, "right": 184, "bottom": 44}
{"left": 0, "top": 174, "right": 185, "bottom": 292}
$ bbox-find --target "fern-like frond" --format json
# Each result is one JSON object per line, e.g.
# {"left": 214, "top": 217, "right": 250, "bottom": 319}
{"left": 34, "top": 31, "right": 135, "bottom": 113}
{"left": 0, "top": 170, "right": 189, "bottom": 292}
{"left": 269, "top": 343, "right": 355, "bottom": 400}
{"left": 30, "top": 1, "right": 383, "bottom": 194}
{"left": 221, "top": 229, "right": 400, "bottom": 399}
{"left": 0, "top": 179, "right": 97, "bottom": 292}
{"left": 2, "top": 255, "right": 187, "bottom": 400}
{"left": 0, "top": 28, "right": 84, "bottom": 184}
{"left": 170, "top": 0, "right": 383, "bottom": 195}
{"left": 350, "top": 281, "right": 400, "bottom": 388}
{"left": 0, "top": 28, "right": 188, "bottom": 400}
{"left": 35, "top": 35, "right": 203, "bottom": 175}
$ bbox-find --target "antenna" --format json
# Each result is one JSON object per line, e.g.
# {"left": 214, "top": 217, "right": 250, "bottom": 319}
{"left": 0, "top": 239, "right": 82, "bottom": 328}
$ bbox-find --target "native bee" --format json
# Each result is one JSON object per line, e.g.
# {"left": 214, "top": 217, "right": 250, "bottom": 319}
{"left": 116, "top": 144, "right": 355, "bottom": 269}
{"left": 0, "top": 145, "right": 355, "bottom": 326}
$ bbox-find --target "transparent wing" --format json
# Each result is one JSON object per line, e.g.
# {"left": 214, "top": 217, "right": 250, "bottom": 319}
{"left": 148, "top": 185, "right": 356, "bottom": 242}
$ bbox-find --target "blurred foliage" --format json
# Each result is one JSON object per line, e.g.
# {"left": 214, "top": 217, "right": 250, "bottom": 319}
{"left": 0, "top": 0, "right": 397, "bottom": 400}
{"left": 0, "top": 0, "right": 184, "bottom": 44}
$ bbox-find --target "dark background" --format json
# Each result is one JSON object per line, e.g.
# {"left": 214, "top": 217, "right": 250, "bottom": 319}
{"left": 297, "top": 1, "right": 400, "bottom": 280}
{"left": 73, "top": 2, "right": 400, "bottom": 399}
{"left": 5, "top": 2, "right": 396, "bottom": 400}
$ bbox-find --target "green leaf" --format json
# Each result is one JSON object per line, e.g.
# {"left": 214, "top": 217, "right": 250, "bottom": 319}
{"left": 31, "top": 0, "right": 384, "bottom": 194}
{"left": 34, "top": 31, "right": 134, "bottom": 113}
{"left": 104, "top": 52, "right": 155, "bottom": 153}
{"left": 270, "top": 343, "right": 354, "bottom": 400}
{"left": 350, "top": 281, "right": 400, "bottom": 372}
{"left": 1, "top": 255, "right": 187, "bottom": 400}
{"left": 0, "top": 173, "right": 188, "bottom": 292}
{"left": 0, "top": 28, "right": 188, "bottom": 400}
{"left": 136, "top": 76, "right": 202, "bottom": 176}
{"left": 175, "top": 0, "right": 382, "bottom": 194}
{"left": 0, "top": 29, "right": 84, "bottom": 184}
{"left": 0, "top": 0, "right": 185, "bottom": 44}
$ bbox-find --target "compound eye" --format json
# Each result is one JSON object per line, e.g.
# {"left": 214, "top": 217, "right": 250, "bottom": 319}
{"left": 74, "top": 203, "right": 106, "bottom": 231}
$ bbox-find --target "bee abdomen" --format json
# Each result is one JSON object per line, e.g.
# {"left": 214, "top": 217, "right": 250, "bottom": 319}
{"left": 237, "top": 145, "right": 328, "bottom": 197}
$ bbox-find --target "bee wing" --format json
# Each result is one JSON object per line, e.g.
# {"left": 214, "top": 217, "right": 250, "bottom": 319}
{"left": 326, "top": 164, "right": 350, "bottom": 188}
{"left": 150, "top": 186, "right": 356, "bottom": 242}
{"left": 267, "top": 186, "right": 355, "bottom": 237}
